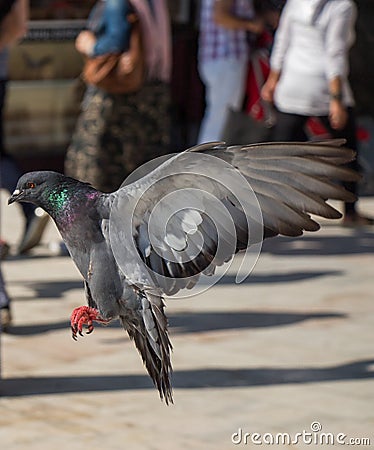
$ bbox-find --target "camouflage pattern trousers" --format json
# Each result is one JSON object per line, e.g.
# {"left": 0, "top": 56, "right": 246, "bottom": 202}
{"left": 65, "top": 81, "right": 171, "bottom": 193}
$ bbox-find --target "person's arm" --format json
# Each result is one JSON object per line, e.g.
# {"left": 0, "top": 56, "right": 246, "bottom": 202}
{"left": 0, "top": 0, "right": 28, "bottom": 50}
{"left": 329, "top": 76, "right": 348, "bottom": 130}
{"left": 261, "top": 0, "right": 292, "bottom": 102}
{"left": 93, "top": 0, "right": 130, "bottom": 56}
{"left": 213, "top": 0, "right": 264, "bottom": 34}
{"left": 325, "top": 2, "right": 356, "bottom": 130}
{"left": 261, "top": 69, "right": 280, "bottom": 103}
{"left": 76, "top": 0, "right": 131, "bottom": 56}
{"left": 268, "top": 0, "right": 292, "bottom": 72}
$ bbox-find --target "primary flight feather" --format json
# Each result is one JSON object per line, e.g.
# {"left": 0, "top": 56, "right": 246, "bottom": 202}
{"left": 8, "top": 141, "right": 360, "bottom": 403}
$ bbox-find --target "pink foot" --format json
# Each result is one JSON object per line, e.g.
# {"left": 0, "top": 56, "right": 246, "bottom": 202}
{"left": 70, "top": 306, "right": 109, "bottom": 340}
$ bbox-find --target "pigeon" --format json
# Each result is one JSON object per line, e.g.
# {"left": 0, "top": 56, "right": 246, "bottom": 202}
{"left": 8, "top": 140, "right": 360, "bottom": 404}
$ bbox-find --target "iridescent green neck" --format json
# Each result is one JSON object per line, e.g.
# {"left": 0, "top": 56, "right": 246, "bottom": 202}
{"left": 48, "top": 187, "right": 70, "bottom": 213}
{"left": 42, "top": 183, "right": 100, "bottom": 227}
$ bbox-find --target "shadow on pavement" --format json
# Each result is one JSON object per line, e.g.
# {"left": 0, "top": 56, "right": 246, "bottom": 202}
{"left": 6, "top": 321, "right": 71, "bottom": 335}
{"left": 1, "top": 359, "right": 373, "bottom": 397}
{"left": 16, "top": 280, "right": 83, "bottom": 300}
{"left": 15, "top": 269, "right": 342, "bottom": 302}
{"left": 169, "top": 311, "right": 345, "bottom": 333}
{"left": 213, "top": 270, "right": 342, "bottom": 285}
{"left": 262, "top": 229, "right": 374, "bottom": 256}
{"left": 6, "top": 310, "right": 346, "bottom": 336}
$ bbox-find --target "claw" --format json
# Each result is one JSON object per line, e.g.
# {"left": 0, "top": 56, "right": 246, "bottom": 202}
{"left": 70, "top": 306, "right": 111, "bottom": 340}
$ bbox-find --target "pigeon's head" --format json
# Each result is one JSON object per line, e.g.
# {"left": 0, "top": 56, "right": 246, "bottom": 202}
{"left": 8, "top": 171, "right": 66, "bottom": 207}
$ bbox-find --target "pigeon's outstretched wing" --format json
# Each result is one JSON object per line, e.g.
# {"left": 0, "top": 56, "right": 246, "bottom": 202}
{"left": 108, "top": 141, "right": 359, "bottom": 296}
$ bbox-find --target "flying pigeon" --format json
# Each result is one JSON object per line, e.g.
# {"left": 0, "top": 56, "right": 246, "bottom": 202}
{"left": 8, "top": 141, "right": 359, "bottom": 403}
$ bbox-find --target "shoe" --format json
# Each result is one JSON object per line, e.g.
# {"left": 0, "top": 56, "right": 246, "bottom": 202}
{"left": 342, "top": 213, "right": 374, "bottom": 227}
{"left": 18, "top": 207, "right": 50, "bottom": 254}
{"left": 0, "top": 307, "right": 12, "bottom": 332}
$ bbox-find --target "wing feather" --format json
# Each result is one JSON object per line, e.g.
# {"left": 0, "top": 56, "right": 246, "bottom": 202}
{"left": 108, "top": 141, "right": 359, "bottom": 294}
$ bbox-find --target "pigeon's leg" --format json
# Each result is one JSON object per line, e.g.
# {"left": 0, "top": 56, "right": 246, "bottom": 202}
{"left": 70, "top": 306, "right": 110, "bottom": 340}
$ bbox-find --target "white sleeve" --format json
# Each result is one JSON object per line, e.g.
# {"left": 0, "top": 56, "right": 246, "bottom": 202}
{"left": 270, "top": 0, "right": 293, "bottom": 72}
{"left": 325, "top": 1, "right": 357, "bottom": 80}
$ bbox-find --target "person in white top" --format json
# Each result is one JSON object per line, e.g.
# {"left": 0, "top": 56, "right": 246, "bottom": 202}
{"left": 261, "top": 0, "right": 373, "bottom": 225}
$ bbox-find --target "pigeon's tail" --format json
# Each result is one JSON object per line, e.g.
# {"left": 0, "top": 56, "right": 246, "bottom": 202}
{"left": 121, "top": 292, "right": 173, "bottom": 404}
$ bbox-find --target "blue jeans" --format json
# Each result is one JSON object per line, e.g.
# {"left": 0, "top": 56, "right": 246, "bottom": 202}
{"left": 198, "top": 56, "right": 249, "bottom": 144}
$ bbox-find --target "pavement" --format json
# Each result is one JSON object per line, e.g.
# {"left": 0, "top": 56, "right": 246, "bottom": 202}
{"left": 0, "top": 191, "right": 373, "bottom": 450}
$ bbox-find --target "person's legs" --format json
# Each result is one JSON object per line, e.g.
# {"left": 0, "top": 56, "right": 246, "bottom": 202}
{"left": 0, "top": 79, "right": 5, "bottom": 153}
{"left": 0, "top": 80, "right": 49, "bottom": 253}
{"left": 65, "top": 88, "right": 110, "bottom": 190}
{"left": 271, "top": 110, "right": 309, "bottom": 141}
{"left": 197, "top": 56, "right": 248, "bottom": 144}
{"left": 0, "top": 265, "right": 11, "bottom": 331}
{"left": 0, "top": 154, "right": 35, "bottom": 218}
{"left": 319, "top": 108, "right": 371, "bottom": 221}
{"left": 0, "top": 80, "right": 11, "bottom": 329}
{"left": 0, "top": 79, "right": 34, "bottom": 219}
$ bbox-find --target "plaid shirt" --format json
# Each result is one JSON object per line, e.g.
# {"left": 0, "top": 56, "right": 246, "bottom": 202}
{"left": 199, "top": 0, "right": 255, "bottom": 62}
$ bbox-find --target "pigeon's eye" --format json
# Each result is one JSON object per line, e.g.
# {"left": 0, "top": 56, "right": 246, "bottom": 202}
{"left": 26, "top": 182, "right": 36, "bottom": 189}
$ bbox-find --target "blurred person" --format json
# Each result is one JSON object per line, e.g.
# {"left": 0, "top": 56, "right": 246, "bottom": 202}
{"left": 261, "top": 0, "right": 373, "bottom": 225}
{"left": 0, "top": 0, "right": 26, "bottom": 330}
{"left": 65, "top": 0, "right": 172, "bottom": 193}
{"left": 197, "top": 0, "right": 264, "bottom": 144}
{"left": 0, "top": 0, "right": 49, "bottom": 255}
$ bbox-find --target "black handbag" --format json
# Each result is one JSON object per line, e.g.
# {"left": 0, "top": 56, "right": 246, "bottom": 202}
{"left": 221, "top": 51, "right": 276, "bottom": 145}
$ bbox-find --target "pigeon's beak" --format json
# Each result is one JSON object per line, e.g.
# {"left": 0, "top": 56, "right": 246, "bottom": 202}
{"left": 8, "top": 189, "right": 24, "bottom": 205}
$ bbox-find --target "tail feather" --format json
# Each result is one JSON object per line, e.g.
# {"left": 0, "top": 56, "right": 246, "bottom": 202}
{"left": 120, "top": 291, "right": 173, "bottom": 404}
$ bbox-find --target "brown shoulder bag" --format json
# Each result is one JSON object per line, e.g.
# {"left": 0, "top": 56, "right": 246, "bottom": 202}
{"left": 83, "top": 14, "right": 144, "bottom": 94}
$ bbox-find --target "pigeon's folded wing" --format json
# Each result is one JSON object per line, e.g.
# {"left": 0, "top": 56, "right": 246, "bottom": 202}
{"left": 108, "top": 141, "right": 359, "bottom": 295}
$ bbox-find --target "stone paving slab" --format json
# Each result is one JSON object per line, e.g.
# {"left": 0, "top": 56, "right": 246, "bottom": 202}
{"left": 0, "top": 194, "right": 373, "bottom": 449}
